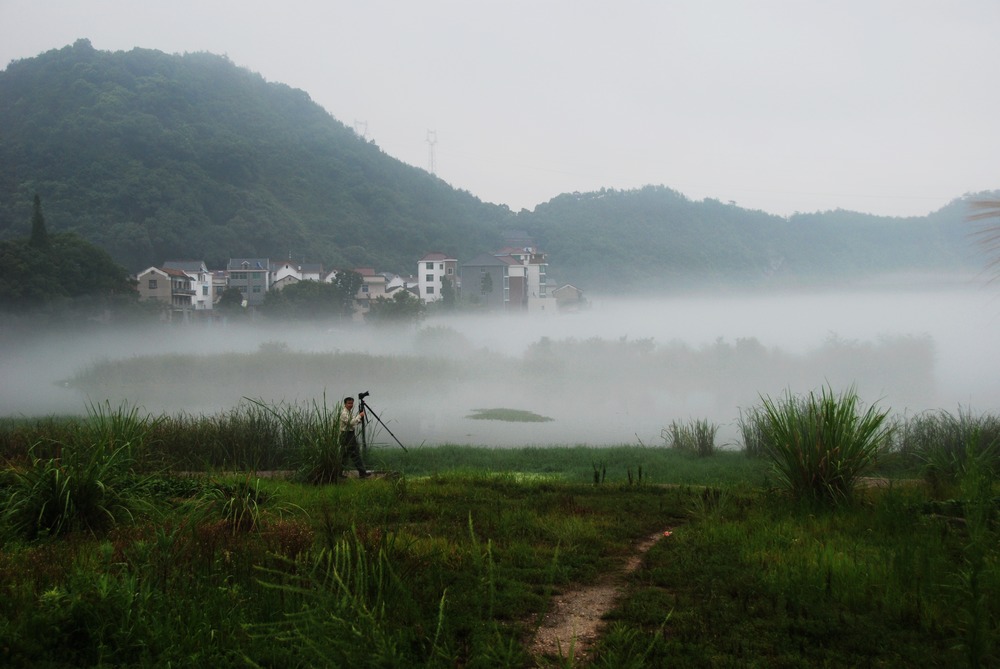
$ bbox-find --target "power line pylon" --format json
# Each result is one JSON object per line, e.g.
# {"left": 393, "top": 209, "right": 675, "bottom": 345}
{"left": 426, "top": 129, "right": 437, "bottom": 174}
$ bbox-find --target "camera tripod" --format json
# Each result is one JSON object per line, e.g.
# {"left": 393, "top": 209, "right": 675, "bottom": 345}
{"left": 357, "top": 390, "right": 407, "bottom": 452}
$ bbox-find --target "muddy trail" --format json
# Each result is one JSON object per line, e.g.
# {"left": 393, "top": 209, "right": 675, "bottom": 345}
{"left": 528, "top": 528, "right": 670, "bottom": 665}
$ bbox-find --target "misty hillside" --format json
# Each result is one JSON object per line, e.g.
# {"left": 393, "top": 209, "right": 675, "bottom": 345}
{"left": 0, "top": 39, "right": 510, "bottom": 274}
{"left": 0, "top": 40, "right": 988, "bottom": 290}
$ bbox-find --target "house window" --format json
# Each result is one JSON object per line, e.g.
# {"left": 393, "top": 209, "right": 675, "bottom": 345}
{"left": 362, "top": 285, "right": 369, "bottom": 293}
{"left": 439, "top": 263, "right": 444, "bottom": 270}
{"left": 425, "top": 262, "right": 433, "bottom": 270}
{"left": 202, "top": 286, "right": 209, "bottom": 295}
{"left": 447, "top": 268, "right": 454, "bottom": 275}
{"left": 148, "top": 279, "right": 157, "bottom": 289}
{"left": 425, "top": 274, "right": 434, "bottom": 282}
{"left": 252, "top": 272, "right": 262, "bottom": 280}
{"left": 427, "top": 286, "right": 435, "bottom": 294}
{"left": 252, "top": 285, "right": 261, "bottom": 294}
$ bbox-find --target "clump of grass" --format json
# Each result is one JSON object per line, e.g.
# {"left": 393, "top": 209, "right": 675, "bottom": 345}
{"left": 662, "top": 419, "right": 719, "bottom": 457}
{"left": 467, "top": 408, "right": 554, "bottom": 422}
{"left": 895, "top": 408, "right": 1000, "bottom": 494}
{"left": 756, "top": 386, "right": 892, "bottom": 504}
{"left": 2, "top": 402, "right": 158, "bottom": 539}
{"left": 189, "top": 475, "right": 271, "bottom": 534}
{"left": 737, "top": 406, "right": 768, "bottom": 458}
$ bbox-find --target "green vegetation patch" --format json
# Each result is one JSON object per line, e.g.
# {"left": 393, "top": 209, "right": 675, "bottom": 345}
{"left": 466, "top": 408, "right": 554, "bottom": 422}
{"left": 0, "top": 404, "right": 997, "bottom": 667}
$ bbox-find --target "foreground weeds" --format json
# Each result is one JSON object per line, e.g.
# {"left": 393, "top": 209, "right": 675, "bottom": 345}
{"left": 0, "top": 405, "right": 997, "bottom": 667}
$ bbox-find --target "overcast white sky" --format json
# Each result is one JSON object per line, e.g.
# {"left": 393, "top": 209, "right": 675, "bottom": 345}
{"left": 2, "top": 0, "right": 998, "bottom": 217}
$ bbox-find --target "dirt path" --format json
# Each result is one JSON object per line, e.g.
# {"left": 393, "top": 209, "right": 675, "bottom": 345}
{"left": 528, "top": 529, "right": 670, "bottom": 665}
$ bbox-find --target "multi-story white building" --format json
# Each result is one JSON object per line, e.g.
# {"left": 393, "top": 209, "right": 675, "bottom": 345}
{"left": 417, "top": 252, "right": 457, "bottom": 303}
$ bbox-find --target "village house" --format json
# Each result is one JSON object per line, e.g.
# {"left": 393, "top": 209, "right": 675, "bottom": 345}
{"left": 417, "top": 252, "right": 458, "bottom": 303}
{"left": 135, "top": 266, "right": 198, "bottom": 319}
{"left": 270, "top": 260, "right": 326, "bottom": 291}
{"left": 353, "top": 268, "right": 387, "bottom": 318}
{"left": 551, "top": 284, "right": 586, "bottom": 311}
{"left": 226, "top": 258, "right": 271, "bottom": 308}
{"left": 163, "top": 260, "right": 214, "bottom": 310}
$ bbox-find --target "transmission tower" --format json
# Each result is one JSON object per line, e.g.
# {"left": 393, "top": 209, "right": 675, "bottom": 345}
{"left": 426, "top": 129, "right": 437, "bottom": 174}
{"left": 354, "top": 120, "right": 368, "bottom": 139}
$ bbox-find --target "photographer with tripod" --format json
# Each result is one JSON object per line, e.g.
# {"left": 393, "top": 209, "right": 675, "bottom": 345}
{"left": 339, "top": 396, "right": 371, "bottom": 478}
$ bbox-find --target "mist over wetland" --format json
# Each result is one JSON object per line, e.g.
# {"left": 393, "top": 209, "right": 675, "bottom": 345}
{"left": 2, "top": 279, "right": 998, "bottom": 449}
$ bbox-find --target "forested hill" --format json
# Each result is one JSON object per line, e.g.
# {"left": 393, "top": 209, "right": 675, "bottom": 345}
{"left": 0, "top": 40, "right": 990, "bottom": 291}
{"left": 0, "top": 39, "right": 511, "bottom": 273}
{"left": 523, "top": 187, "right": 986, "bottom": 289}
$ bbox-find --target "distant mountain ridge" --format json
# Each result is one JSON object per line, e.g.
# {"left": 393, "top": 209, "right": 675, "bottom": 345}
{"left": 0, "top": 40, "right": 990, "bottom": 291}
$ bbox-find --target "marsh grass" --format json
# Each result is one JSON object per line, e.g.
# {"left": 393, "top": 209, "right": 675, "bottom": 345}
{"left": 148, "top": 402, "right": 286, "bottom": 471}
{"left": 894, "top": 408, "right": 1000, "bottom": 495}
{"left": 186, "top": 474, "right": 284, "bottom": 534}
{"left": 756, "top": 386, "right": 893, "bottom": 504}
{"left": 737, "top": 405, "right": 768, "bottom": 458}
{"left": 1, "top": 402, "right": 158, "bottom": 539}
{"left": 249, "top": 531, "right": 438, "bottom": 667}
{"left": 662, "top": 418, "right": 719, "bottom": 457}
{"left": 244, "top": 395, "right": 348, "bottom": 484}
{"left": 1, "top": 403, "right": 997, "bottom": 666}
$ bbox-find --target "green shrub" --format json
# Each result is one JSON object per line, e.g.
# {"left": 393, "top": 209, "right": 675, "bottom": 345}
{"left": 757, "top": 386, "right": 892, "bottom": 504}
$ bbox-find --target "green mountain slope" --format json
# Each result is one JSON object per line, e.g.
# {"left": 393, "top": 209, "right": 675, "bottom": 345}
{"left": 0, "top": 40, "right": 990, "bottom": 291}
{"left": 0, "top": 39, "right": 510, "bottom": 273}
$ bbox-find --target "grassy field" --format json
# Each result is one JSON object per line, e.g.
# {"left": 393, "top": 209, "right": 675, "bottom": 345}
{"left": 0, "top": 401, "right": 997, "bottom": 667}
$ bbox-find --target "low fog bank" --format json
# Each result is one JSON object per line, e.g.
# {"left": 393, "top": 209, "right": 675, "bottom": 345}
{"left": 2, "top": 282, "right": 998, "bottom": 448}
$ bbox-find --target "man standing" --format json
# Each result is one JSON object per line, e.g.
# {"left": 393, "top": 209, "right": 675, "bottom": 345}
{"left": 339, "top": 397, "right": 370, "bottom": 478}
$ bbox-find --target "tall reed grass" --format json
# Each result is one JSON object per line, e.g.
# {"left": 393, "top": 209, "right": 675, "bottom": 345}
{"left": 892, "top": 408, "right": 1000, "bottom": 494}
{"left": 662, "top": 419, "right": 719, "bottom": 457}
{"left": 755, "top": 386, "right": 892, "bottom": 504}
{"left": 245, "top": 395, "right": 350, "bottom": 484}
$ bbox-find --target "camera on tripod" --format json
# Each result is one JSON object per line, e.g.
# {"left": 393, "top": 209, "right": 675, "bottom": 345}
{"left": 352, "top": 390, "right": 406, "bottom": 452}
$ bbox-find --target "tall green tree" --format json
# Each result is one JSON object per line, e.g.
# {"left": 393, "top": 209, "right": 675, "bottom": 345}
{"left": 440, "top": 275, "right": 456, "bottom": 309}
{"left": 216, "top": 286, "right": 246, "bottom": 313}
{"left": 29, "top": 194, "right": 50, "bottom": 250}
{"left": 261, "top": 280, "right": 353, "bottom": 320}
{"left": 330, "top": 270, "right": 364, "bottom": 318}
